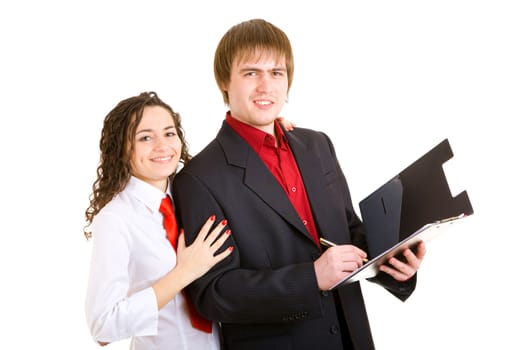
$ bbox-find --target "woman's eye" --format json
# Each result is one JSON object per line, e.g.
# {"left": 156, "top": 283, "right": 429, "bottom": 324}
{"left": 139, "top": 135, "right": 151, "bottom": 142}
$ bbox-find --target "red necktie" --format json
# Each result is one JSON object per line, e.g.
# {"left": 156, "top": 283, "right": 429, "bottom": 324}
{"left": 159, "top": 196, "right": 213, "bottom": 333}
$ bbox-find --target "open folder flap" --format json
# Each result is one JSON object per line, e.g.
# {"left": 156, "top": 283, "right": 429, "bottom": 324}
{"left": 329, "top": 213, "right": 469, "bottom": 289}
{"left": 330, "top": 139, "right": 474, "bottom": 289}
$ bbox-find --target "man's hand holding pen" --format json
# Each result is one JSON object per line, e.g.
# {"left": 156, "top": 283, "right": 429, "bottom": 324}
{"left": 316, "top": 238, "right": 427, "bottom": 288}
{"left": 314, "top": 238, "right": 369, "bottom": 291}
{"left": 320, "top": 238, "right": 368, "bottom": 263}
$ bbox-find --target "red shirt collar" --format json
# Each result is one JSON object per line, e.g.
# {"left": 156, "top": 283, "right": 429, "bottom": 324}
{"left": 225, "top": 112, "right": 288, "bottom": 153}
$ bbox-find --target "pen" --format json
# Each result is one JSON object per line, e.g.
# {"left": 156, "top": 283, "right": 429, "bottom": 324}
{"left": 320, "top": 238, "right": 369, "bottom": 263}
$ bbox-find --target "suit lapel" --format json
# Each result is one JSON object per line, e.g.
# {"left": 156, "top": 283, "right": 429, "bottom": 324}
{"left": 285, "top": 129, "right": 334, "bottom": 238}
{"left": 217, "top": 122, "right": 312, "bottom": 240}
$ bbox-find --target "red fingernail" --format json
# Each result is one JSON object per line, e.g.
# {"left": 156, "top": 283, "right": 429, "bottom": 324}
{"left": 228, "top": 246, "right": 234, "bottom": 251}
{"left": 225, "top": 229, "right": 231, "bottom": 235}
{"left": 221, "top": 219, "right": 227, "bottom": 226}
{"left": 210, "top": 215, "right": 216, "bottom": 221}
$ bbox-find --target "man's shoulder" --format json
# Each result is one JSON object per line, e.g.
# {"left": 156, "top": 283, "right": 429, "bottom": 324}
{"left": 192, "top": 138, "right": 221, "bottom": 158}
{"left": 180, "top": 139, "right": 224, "bottom": 173}
{"left": 286, "top": 126, "right": 331, "bottom": 143}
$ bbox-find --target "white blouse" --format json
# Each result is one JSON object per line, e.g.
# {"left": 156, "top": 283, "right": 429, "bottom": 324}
{"left": 85, "top": 176, "right": 220, "bottom": 350}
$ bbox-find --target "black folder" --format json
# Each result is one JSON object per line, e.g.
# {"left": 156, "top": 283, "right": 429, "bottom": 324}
{"left": 330, "top": 139, "right": 474, "bottom": 289}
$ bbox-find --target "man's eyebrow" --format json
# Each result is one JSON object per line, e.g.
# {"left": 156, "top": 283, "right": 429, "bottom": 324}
{"left": 239, "top": 66, "right": 286, "bottom": 72}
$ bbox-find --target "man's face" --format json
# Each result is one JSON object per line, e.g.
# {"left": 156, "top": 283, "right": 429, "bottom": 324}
{"left": 225, "top": 50, "right": 289, "bottom": 134}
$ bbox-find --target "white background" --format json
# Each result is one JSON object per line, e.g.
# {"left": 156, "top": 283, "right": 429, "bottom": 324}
{"left": 1, "top": 1, "right": 523, "bottom": 349}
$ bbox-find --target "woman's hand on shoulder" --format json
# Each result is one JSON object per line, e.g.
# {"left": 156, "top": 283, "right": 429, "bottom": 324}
{"left": 277, "top": 116, "right": 296, "bottom": 131}
{"left": 175, "top": 216, "right": 233, "bottom": 282}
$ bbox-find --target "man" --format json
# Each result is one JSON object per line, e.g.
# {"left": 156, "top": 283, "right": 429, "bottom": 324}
{"left": 172, "top": 18, "right": 426, "bottom": 350}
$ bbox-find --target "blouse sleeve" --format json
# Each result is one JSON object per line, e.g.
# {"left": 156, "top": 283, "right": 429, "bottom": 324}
{"left": 85, "top": 211, "right": 159, "bottom": 343}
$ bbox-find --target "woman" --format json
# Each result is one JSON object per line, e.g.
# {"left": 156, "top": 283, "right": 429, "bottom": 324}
{"left": 84, "top": 91, "right": 233, "bottom": 349}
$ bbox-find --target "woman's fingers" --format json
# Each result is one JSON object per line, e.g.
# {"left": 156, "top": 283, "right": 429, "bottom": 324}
{"left": 194, "top": 215, "right": 217, "bottom": 243}
{"left": 189, "top": 216, "right": 233, "bottom": 259}
{"left": 213, "top": 245, "right": 234, "bottom": 262}
{"left": 209, "top": 229, "right": 231, "bottom": 252}
{"left": 204, "top": 219, "right": 228, "bottom": 243}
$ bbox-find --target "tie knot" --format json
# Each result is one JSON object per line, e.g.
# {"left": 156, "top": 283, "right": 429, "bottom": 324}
{"left": 159, "top": 196, "right": 173, "bottom": 217}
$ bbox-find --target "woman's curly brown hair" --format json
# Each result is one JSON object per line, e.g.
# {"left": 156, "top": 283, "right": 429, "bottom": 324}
{"left": 84, "top": 92, "right": 191, "bottom": 239}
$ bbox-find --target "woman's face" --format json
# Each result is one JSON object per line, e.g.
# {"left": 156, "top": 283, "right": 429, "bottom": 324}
{"left": 130, "top": 105, "right": 181, "bottom": 191}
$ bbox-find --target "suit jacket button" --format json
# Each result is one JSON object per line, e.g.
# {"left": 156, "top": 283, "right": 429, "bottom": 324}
{"left": 330, "top": 325, "right": 339, "bottom": 334}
